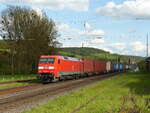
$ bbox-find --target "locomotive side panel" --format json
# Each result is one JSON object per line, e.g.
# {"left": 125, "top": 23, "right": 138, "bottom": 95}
{"left": 58, "top": 58, "right": 82, "bottom": 76}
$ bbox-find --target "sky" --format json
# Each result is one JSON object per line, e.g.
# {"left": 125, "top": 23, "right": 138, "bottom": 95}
{"left": 0, "top": 0, "right": 150, "bottom": 57}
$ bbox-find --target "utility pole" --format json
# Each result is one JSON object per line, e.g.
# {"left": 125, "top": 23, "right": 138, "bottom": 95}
{"left": 146, "top": 34, "right": 149, "bottom": 57}
{"left": 82, "top": 43, "right": 84, "bottom": 48}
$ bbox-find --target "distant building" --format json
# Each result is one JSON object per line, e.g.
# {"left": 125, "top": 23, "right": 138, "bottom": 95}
{"left": 145, "top": 57, "right": 150, "bottom": 72}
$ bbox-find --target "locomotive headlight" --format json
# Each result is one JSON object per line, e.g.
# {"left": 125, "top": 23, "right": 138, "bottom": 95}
{"left": 48, "top": 66, "right": 54, "bottom": 69}
{"left": 38, "top": 66, "right": 44, "bottom": 69}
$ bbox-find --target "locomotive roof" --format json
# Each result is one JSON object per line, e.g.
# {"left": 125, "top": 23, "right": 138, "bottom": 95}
{"left": 61, "top": 56, "right": 81, "bottom": 61}
{"left": 40, "top": 55, "right": 81, "bottom": 61}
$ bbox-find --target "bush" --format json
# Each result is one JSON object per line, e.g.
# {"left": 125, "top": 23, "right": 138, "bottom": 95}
{"left": 138, "top": 60, "right": 147, "bottom": 72}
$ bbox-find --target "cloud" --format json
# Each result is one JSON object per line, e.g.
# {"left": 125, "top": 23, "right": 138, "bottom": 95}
{"left": 57, "top": 23, "right": 70, "bottom": 31}
{"left": 32, "top": 8, "right": 43, "bottom": 17}
{"left": 103, "top": 47, "right": 114, "bottom": 53}
{"left": 56, "top": 23, "right": 147, "bottom": 56}
{"left": 80, "top": 29, "right": 105, "bottom": 37}
{"left": 130, "top": 41, "right": 145, "bottom": 52}
{"left": 0, "top": 0, "right": 89, "bottom": 11}
{"left": 56, "top": 22, "right": 105, "bottom": 40}
{"left": 110, "top": 43, "right": 126, "bottom": 51}
{"left": 91, "top": 38, "right": 104, "bottom": 44}
{"left": 109, "top": 41, "right": 147, "bottom": 56}
{"left": 96, "top": 0, "right": 150, "bottom": 19}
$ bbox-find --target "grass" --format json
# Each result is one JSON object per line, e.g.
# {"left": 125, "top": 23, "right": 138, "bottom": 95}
{"left": 24, "top": 72, "right": 150, "bottom": 113}
{"left": 0, "top": 82, "right": 32, "bottom": 89}
{"left": 0, "top": 74, "right": 36, "bottom": 82}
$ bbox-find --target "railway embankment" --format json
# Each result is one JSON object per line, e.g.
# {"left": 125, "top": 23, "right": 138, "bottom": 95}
{"left": 0, "top": 72, "right": 119, "bottom": 113}
{"left": 24, "top": 72, "right": 150, "bottom": 113}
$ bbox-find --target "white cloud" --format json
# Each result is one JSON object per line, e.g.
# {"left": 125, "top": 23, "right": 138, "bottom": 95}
{"left": 56, "top": 22, "right": 107, "bottom": 50}
{"left": 89, "top": 30, "right": 105, "bottom": 36}
{"left": 111, "top": 43, "right": 126, "bottom": 50}
{"left": 56, "top": 23, "right": 147, "bottom": 56}
{"left": 56, "top": 22, "right": 80, "bottom": 41}
{"left": 0, "top": 0, "right": 89, "bottom": 11}
{"left": 96, "top": 0, "right": 150, "bottom": 19}
{"left": 103, "top": 47, "right": 114, "bottom": 53}
{"left": 80, "top": 23, "right": 105, "bottom": 37}
{"left": 91, "top": 38, "right": 104, "bottom": 44}
{"left": 56, "top": 22, "right": 105, "bottom": 40}
{"left": 80, "top": 29, "right": 105, "bottom": 37}
{"left": 109, "top": 41, "right": 147, "bottom": 56}
{"left": 32, "top": 8, "right": 43, "bottom": 17}
{"left": 57, "top": 23, "right": 70, "bottom": 31}
{"left": 130, "top": 41, "right": 145, "bottom": 52}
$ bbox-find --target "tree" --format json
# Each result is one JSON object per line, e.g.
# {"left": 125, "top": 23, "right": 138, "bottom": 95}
{"left": 0, "top": 6, "right": 58, "bottom": 74}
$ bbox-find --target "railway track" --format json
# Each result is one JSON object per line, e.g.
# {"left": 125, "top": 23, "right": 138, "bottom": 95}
{"left": 0, "top": 83, "right": 42, "bottom": 95}
{"left": 0, "top": 72, "right": 123, "bottom": 113}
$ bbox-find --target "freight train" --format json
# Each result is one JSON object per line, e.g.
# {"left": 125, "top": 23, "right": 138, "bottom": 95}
{"left": 37, "top": 55, "right": 129, "bottom": 82}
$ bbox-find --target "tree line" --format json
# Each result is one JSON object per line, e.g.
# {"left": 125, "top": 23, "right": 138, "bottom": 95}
{"left": 0, "top": 6, "right": 58, "bottom": 75}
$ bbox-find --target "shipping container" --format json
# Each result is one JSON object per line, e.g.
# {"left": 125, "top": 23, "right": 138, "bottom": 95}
{"left": 114, "top": 63, "right": 119, "bottom": 71}
{"left": 106, "top": 61, "right": 111, "bottom": 72}
{"left": 119, "top": 64, "right": 123, "bottom": 71}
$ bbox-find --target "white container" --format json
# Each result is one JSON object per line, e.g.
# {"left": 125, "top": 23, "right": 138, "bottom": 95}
{"left": 106, "top": 61, "right": 111, "bottom": 72}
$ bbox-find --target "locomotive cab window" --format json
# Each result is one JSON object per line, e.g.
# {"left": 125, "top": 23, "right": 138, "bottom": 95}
{"left": 39, "top": 58, "right": 55, "bottom": 64}
{"left": 58, "top": 59, "right": 60, "bottom": 64}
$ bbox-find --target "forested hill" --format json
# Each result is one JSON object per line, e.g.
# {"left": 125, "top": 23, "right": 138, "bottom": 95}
{"left": 58, "top": 47, "right": 144, "bottom": 63}
{"left": 0, "top": 40, "right": 144, "bottom": 63}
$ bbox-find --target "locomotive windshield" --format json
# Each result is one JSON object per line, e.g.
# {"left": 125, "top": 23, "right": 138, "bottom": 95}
{"left": 39, "top": 58, "right": 55, "bottom": 64}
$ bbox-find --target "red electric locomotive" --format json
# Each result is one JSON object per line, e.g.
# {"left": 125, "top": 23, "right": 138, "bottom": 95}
{"left": 38, "top": 55, "right": 83, "bottom": 82}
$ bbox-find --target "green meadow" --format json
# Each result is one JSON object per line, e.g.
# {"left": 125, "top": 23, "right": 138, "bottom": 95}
{"left": 0, "top": 74, "right": 36, "bottom": 82}
{"left": 0, "top": 82, "right": 33, "bottom": 89}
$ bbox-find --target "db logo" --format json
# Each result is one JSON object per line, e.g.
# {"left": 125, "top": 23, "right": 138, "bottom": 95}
{"left": 44, "top": 66, "right": 49, "bottom": 69}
